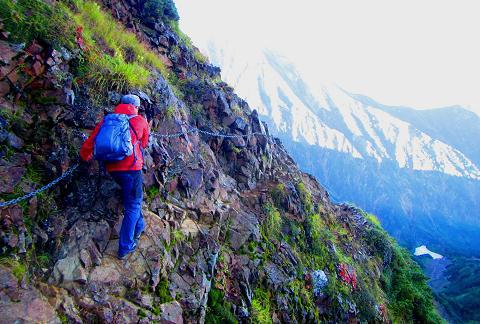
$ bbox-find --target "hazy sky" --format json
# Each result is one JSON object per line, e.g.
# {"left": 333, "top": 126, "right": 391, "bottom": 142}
{"left": 175, "top": 0, "right": 480, "bottom": 115}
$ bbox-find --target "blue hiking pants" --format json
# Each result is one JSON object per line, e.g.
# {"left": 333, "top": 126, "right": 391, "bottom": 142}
{"left": 110, "top": 170, "right": 145, "bottom": 257}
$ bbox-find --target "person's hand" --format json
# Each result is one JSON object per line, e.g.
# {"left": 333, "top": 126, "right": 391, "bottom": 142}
{"left": 79, "top": 158, "right": 89, "bottom": 167}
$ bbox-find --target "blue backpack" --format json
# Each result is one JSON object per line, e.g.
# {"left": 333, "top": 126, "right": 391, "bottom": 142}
{"left": 93, "top": 114, "right": 139, "bottom": 162}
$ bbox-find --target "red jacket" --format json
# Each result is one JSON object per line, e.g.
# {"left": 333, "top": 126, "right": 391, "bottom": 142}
{"left": 80, "top": 104, "right": 150, "bottom": 172}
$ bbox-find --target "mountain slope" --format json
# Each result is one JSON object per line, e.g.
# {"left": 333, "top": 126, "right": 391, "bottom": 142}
{"left": 203, "top": 43, "right": 480, "bottom": 257}
{"left": 0, "top": 0, "right": 442, "bottom": 323}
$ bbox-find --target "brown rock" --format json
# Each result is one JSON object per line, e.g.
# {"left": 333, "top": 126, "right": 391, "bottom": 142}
{"left": 158, "top": 35, "right": 170, "bottom": 48}
{"left": 32, "top": 61, "right": 44, "bottom": 76}
{"left": 89, "top": 262, "right": 121, "bottom": 285}
{"left": 159, "top": 301, "right": 183, "bottom": 324}
{"left": 0, "top": 40, "right": 22, "bottom": 65}
{"left": 87, "top": 240, "right": 103, "bottom": 266}
{"left": 1, "top": 205, "right": 23, "bottom": 226}
{"left": 37, "top": 283, "right": 83, "bottom": 323}
{"left": 79, "top": 249, "right": 92, "bottom": 268}
{"left": 0, "top": 266, "right": 59, "bottom": 323}
{"left": 228, "top": 211, "right": 260, "bottom": 251}
{"left": 73, "top": 266, "right": 88, "bottom": 284}
{"left": 0, "top": 80, "right": 9, "bottom": 96}
{"left": 8, "top": 233, "right": 18, "bottom": 248}
{"left": 8, "top": 153, "right": 31, "bottom": 167}
{"left": 25, "top": 42, "right": 43, "bottom": 55}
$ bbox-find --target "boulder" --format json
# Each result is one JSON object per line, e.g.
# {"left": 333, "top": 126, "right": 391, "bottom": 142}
{"left": 7, "top": 132, "right": 23, "bottom": 149}
{"left": 0, "top": 40, "right": 23, "bottom": 65}
{"left": 52, "top": 256, "right": 83, "bottom": 284}
{"left": 88, "top": 261, "right": 121, "bottom": 285}
{"left": 228, "top": 211, "right": 260, "bottom": 251}
{"left": 159, "top": 301, "right": 183, "bottom": 324}
{"left": 311, "top": 270, "right": 328, "bottom": 297}
{"left": 0, "top": 266, "right": 60, "bottom": 323}
{"left": 0, "top": 166, "right": 25, "bottom": 193}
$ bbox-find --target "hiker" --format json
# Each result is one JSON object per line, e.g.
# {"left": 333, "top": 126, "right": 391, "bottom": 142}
{"left": 80, "top": 94, "right": 150, "bottom": 259}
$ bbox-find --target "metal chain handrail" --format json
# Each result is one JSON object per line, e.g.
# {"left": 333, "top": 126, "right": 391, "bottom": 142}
{"left": 0, "top": 124, "right": 281, "bottom": 208}
{"left": 152, "top": 126, "right": 270, "bottom": 139}
{"left": 0, "top": 163, "right": 79, "bottom": 208}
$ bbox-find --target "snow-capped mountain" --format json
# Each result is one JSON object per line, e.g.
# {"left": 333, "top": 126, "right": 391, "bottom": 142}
{"left": 207, "top": 44, "right": 480, "bottom": 180}
{"left": 204, "top": 42, "right": 480, "bottom": 256}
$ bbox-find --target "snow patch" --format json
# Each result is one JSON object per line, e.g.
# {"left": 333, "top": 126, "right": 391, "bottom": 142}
{"left": 414, "top": 245, "right": 443, "bottom": 259}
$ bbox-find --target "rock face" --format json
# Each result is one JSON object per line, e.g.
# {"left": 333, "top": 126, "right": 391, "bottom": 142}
{"left": 204, "top": 44, "right": 480, "bottom": 257}
{"left": 0, "top": 1, "right": 440, "bottom": 323}
{"left": 0, "top": 266, "right": 60, "bottom": 323}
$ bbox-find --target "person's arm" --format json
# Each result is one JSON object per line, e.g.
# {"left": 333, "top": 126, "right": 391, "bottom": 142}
{"left": 79, "top": 121, "right": 102, "bottom": 161}
{"left": 141, "top": 117, "right": 150, "bottom": 149}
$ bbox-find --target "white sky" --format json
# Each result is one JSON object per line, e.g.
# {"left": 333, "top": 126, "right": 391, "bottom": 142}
{"left": 175, "top": 0, "right": 480, "bottom": 115}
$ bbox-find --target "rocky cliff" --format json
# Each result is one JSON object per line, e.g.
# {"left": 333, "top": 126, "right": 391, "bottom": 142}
{"left": 202, "top": 44, "right": 480, "bottom": 257}
{"left": 0, "top": 0, "right": 442, "bottom": 323}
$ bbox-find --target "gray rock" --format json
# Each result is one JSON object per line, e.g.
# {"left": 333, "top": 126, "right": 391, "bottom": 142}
{"left": 232, "top": 117, "right": 247, "bottom": 131}
{"left": 0, "top": 166, "right": 25, "bottom": 194}
{"left": 7, "top": 132, "right": 23, "bottom": 149}
{"left": 159, "top": 301, "right": 183, "bottom": 324}
{"left": 312, "top": 270, "right": 328, "bottom": 297}
{"left": 228, "top": 211, "right": 260, "bottom": 251}
{"left": 52, "top": 256, "right": 82, "bottom": 284}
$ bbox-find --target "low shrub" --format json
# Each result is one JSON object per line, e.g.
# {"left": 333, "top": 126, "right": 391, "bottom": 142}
{"left": 251, "top": 288, "right": 273, "bottom": 324}
{"left": 0, "top": 0, "right": 75, "bottom": 48}
{"left": 205, "top": 287, "right": 238, "bottom": 324}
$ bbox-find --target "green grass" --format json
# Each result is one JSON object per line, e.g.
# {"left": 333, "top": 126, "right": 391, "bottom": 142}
{"left": 205, "top": 287, "right": 238, "bottom": 324}
{"left": 0, "top": 257, "right": 27, "bottom": 281}
{"left": 251, "top": 289, "right": 273, "bottom": 324}
{"left": 0, "top": 0, "right": 177, "bottom": 94}
{"left": 137, "top": 309, "right": 147, "bottom": 319}
{"left": 0, "top": 0, "right": 75, "bottom": 48}
{"left": 146, "top": 186, "right": 160, "bottom": 203}
{"left": 231, "top": 146, "right": 241, "bottom": 154}
{"left": 263, "top": 203, "right": 282, "bottom": 239}
{"left": 307, "top": 213, "right": 332, "bottom": 269}
{"left": 156, "top": 277, "right": 173, "bottom": 303}
{"left": 433, "top": 257, "right": 480, "bottom": 323}
{"left": 166, "top": 229, "right": 185, "bottom": 252}
{"left": 70, "top": 0, "right": 170, "bottom": 92}
{"left": 365, "top": 213, "right": 381, "bottom": 227}
{"left": 165, "top": 106, "right": 175, "bottom": 119}
{"left": 382, "top": 245, "right": 444, "bottom": 323}
{"left": 271, "top": 183, "right": 286, "bottom": 209}
{"left": 296, "top": 182, "right": 314, "bottom": 214}
{"left": 36, "top": 253, "right": 50, "bottom": 268}
{"left": 190, "top": 103, "right": 204, "bottom": 119}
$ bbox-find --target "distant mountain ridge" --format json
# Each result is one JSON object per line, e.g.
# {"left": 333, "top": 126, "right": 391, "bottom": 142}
{"left": 204, "top": 42, "right": 480, "bottom": 256}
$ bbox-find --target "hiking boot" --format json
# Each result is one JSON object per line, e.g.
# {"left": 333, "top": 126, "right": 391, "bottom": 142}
{"left": 117, "top": 242, "right": 137, "bottom": 260}
{"left": 134, "top": 231, "right": 144, "bottom": 243}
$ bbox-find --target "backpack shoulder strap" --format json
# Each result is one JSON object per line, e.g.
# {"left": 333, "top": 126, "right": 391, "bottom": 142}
{"left": 127, "top": 115, "right": 141, "bottom": 169}
{"left": 127, "top": 115, "right": 140, "bottom": 141}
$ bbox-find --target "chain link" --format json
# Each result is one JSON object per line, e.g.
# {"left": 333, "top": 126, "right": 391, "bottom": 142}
{"left": 152, "top": 127, "right": 197, "bottom": 138}
{"left": 152, "top": 126, "right": 270, "bottom": 139}
{"left": 1, "top": 125, "right": 275, "bottom": 208}
{"left": 0, "top": 163, "right": 79, "bottom": 208}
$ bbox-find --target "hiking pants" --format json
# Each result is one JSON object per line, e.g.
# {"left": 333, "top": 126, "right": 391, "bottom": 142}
{"left": 110, "top": 170, "right": 144, "bottom": 257}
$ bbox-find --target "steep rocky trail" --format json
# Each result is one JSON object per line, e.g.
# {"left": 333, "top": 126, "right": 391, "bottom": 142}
{"left": 0, "top": 0, "right": 442, "bottom": 323}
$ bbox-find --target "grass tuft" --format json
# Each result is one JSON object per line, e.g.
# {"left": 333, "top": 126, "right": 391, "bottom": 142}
{"left": 251, "top": 288, "right": 273, "bottom": 324}
{"left": 0, "top": 0, "right": 75, "bottom": 48}
{"left": 70, "top": 0, "right": 170, "bottom": 92}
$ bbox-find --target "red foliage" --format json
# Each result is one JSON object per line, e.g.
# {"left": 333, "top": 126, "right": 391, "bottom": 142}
{"left": 379, "top": 304, "right": 388, "bottom": 323}
{"left": 75, "top": 26, "right": 86, "bottom": 50}
{"left": 338, "top": 263, "right": 357, "bottom": 289}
